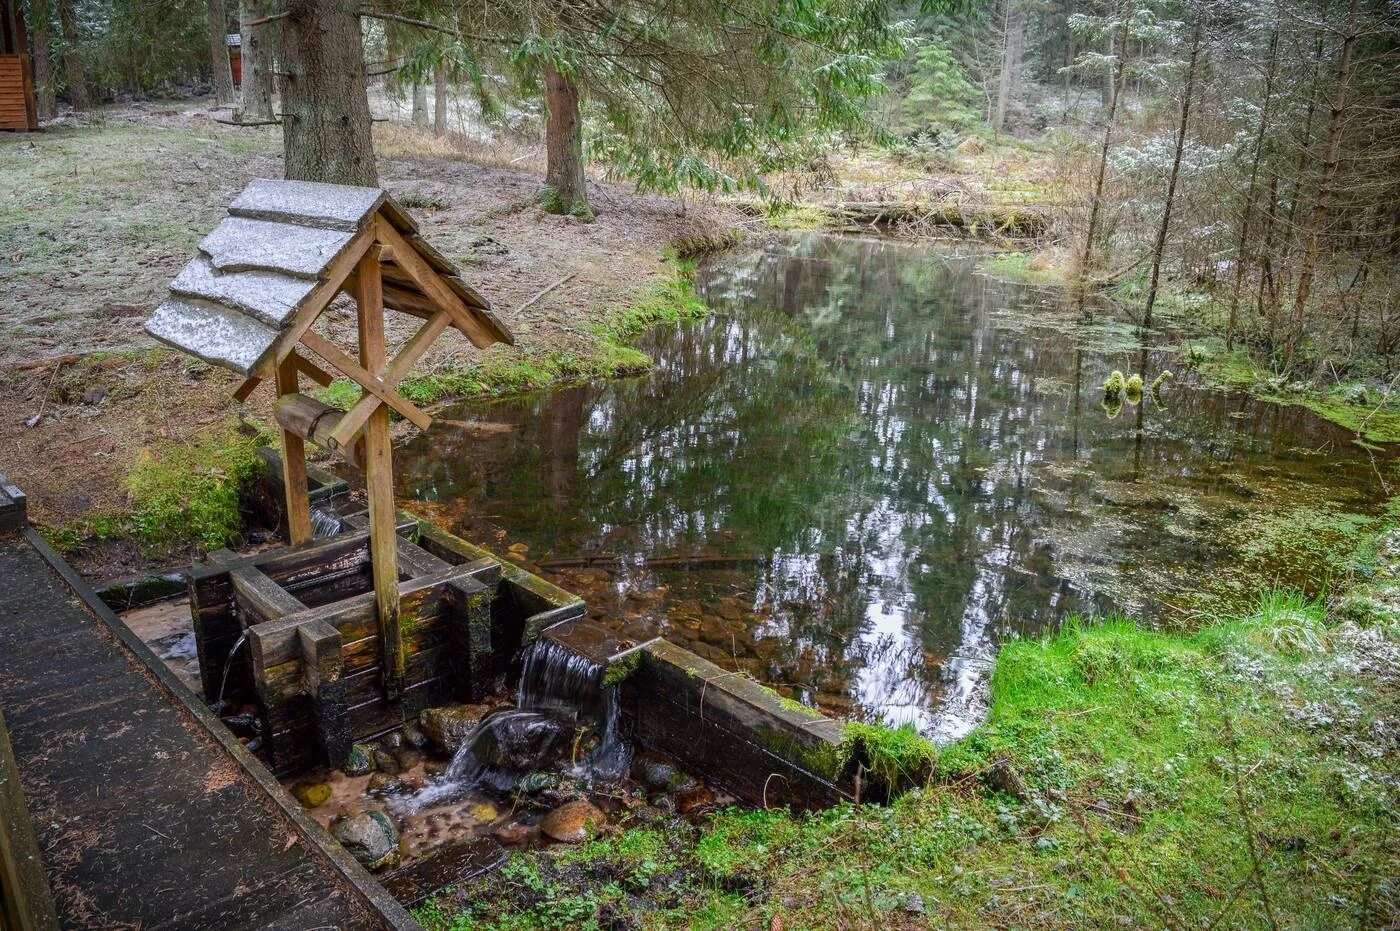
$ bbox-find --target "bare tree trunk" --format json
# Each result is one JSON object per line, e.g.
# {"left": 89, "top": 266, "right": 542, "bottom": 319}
{"left": 1226, "top": 26, "right": 1279, "bottom": 350}
{"left": 993, "top": 1, "right": 1025, "bottom": 135}
{"left": 279, "top": 0, "right": 376, "bottom": 185}
{"left": 433, "top": 63, "right": 447, "bottom": 136}
{"left": 205, "top": 0, "right": 235, "bottom": 106}
{"left": 29, "top": 0, "right": 56, "bottom": 119}
{"left": 543, "top": 64, "right": 588, "bottom": 215}
{"left": 1285, "top": 0, "right": 1358, "bottom": 369}
{"left": 1100, "top": 31, "right": 1114, "bottom": 107}
{"left": 1273, "top": 34, "right": 1325, "bottom": 325}
{"left": 1142, "top": 25, "right": 1202, "bottom": 329}
{"left": 54, "top": 0, "right": 87, "bottom": 111}
{"left": 1079, "top": 30, "right": 1129, "bottom": 279}
{"left": 411, "top": 82, "right": 428, "bottom": 126}
{"left": 240, "top": 1, "right": 276, "bottom": 121}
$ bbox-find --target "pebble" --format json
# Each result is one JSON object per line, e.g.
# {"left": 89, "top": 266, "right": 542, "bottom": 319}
{"left": 540, "top": 799, "right": 605, "bottom": 843}
{"left": 293, "top": 781, "right": 331, "bottom": 808}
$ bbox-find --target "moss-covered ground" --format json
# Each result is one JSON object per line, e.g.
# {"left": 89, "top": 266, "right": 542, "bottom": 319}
{"left": 418, "top": 523, "right": 1399, "bottom": 930}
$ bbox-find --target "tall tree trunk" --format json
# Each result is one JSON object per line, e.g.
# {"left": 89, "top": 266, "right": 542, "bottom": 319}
{"left": 29, "top": 0, "right": 56, "bottom": 119}
{"left": 993, "top": 1, "right": 1025, "bottom": 135}
{"left": 1142, "top": 25, "right": 1201, "bottom": 329}
{"left": 205, "top": 0, "right": 235, "bottom": 106}
{"left": 1226, "top": 26, "right": 1279, "bottom": 350}
{"left": 1100, "top": 31, "right": 1114, "bottom": 107}
{"left": 239, "top": 1, "right": 276, "bottom": 121}
{"left": 543, "top": 64, "right": 588, "bottom": 215}
{"left": 54, "top": 0, "right": 87, "bottom": 111}
{"left": 1079, "top": 29, "right": 1128, "bottom": 279}
{"left": 279, "top": 0, "right": 376, "bottom": 185}
{"left": 1273, "top": 34, "right": 1325, "bottom": 326}
{"left": 433, "top": 63, "right": 447, "bottom": 136}
{"left": 411, "top": 82, "right": 428, "bottom": 126}
{"left": 1285, "top": 0, "right": 1358, "bottom": 369}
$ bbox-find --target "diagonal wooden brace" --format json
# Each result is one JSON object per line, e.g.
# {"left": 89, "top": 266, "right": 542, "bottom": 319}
{"left": 298, "top": 328, "right": 432, "bottom": 430}
{"left": 328, "top": 308, "right": 452, "bottom": 449}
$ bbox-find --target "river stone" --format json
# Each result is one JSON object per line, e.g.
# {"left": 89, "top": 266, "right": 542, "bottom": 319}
{"left": 494, "top": 820, "right": 536, "bottom": 845}
{"left": 402, "top": 722, "right": 430, "bottom": 749}
{"left": 378, "top": 730, "right": 404, "bottom": 752}
{"left": 372, "top": 750, "right": 401, "bottom": 776}
{"left": 293, "top": 781, "right": 332, "bottom": 808}
{"left": 540, "top": 800, "right": 604, "bottom": 843}
{"left": 469, "top": 802, "right": 499, "bottom": 822}
{"left": 344, "top": 742, "right": 375, "bottom": 777}
{"left": 421, "top": 704, "right": 489, "bottom": 752}
{"left": 674, "top": 785, "right": 715, "bottom": 815}
{"left": 334, "top": 811, "right": 400, "bottom": 870}
{"left": 395, "top": 747, "right": 424, "bottom": 771}
{"left": 367, "top": 772, "right": 407, "bottom": 796}
{"left": 641, "top": 759, "right": 680, "bottom": 791}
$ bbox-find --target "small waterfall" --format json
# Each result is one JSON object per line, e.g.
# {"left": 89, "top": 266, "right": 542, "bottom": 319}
{"left": 215, "top": 631, "right": 249, "bottom": 710}
{"left": 309, "top": 505, "right": 344, "bottom": 539}
{"left": 408, "top": 637, "right": 631, "bottom": 807}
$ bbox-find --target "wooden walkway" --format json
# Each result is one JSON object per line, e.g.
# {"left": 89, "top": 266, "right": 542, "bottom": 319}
{"left": 0, "top": 524, "right": 419, "bottom": 930}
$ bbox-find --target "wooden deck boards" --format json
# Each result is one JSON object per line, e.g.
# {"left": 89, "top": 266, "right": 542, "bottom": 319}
{"left": 0, "top": 528, "right": 419, "bottom": 930}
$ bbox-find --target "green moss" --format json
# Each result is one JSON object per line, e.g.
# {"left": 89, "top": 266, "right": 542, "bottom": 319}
{"left": 840, "top": 721, "right": 938, "bottom": 797}
{"left": 124, "top": 421, "right": 272, "bottom": 553}
{"left": 1102, "top": 369, "right": 1126, "bottom": 400}
{"left": 602, "top": 649, "right": 641, "bottom": 687}
{"left": 979, "top": 251, "right": 1065, "bottom": 286}
{"left": 761, "top": 203, "right": 837, "bottom": 231}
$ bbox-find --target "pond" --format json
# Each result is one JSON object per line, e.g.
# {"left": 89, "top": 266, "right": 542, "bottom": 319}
{"left": 397, "top": 234, "right": 1389, "bottom": 741}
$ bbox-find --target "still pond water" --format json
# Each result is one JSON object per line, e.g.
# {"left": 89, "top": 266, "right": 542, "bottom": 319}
{"left": 398, "top": 235, "right": 1387, "bottom": 740}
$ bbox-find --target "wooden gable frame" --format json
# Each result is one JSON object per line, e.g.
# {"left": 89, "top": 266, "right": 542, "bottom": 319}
{"left": 147, "top": 179, "right": 513, "bottom": 696}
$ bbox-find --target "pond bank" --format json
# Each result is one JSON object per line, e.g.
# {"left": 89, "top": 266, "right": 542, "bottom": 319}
{"left": 977, "top": 251, "right": 1400, "bottom": 446}
{"left": 416, "top": 517, "right": 1400, "bottom": 929}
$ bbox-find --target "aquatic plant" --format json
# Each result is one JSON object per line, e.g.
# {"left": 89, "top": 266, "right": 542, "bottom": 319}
{"left": 1102, "top": 370, "right": 1126, "bottom": 400}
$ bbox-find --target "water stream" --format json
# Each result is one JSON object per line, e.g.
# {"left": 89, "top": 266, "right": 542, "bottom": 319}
{"left": 409, "top": 638, "right": 631, "bottom": 806}
{"left": 397, "top": 234, "right": 1392, "bottom": 739}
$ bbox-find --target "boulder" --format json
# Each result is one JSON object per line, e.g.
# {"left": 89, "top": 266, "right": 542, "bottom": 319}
{"left": 367, "top": 772, "right": 408, "bottom": 796}
{"left": 343, "top": 743, "right": 375, "bottom": 777}
{"left": 540, "top": 799, "right": 605, "bottom": 843}
{"left": 402, "top": 722, "right": 430, "bottom": 749}
{"left": 334, "top": 811, "right": 400, "bottom": 870}
{"left": 420, "top": 704, "right": 489, "bottom": 753}
{"left": 372, "top": 750, "right": 401, "bottom": 776}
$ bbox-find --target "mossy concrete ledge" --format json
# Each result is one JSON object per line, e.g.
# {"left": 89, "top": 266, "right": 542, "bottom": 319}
{"left": 623, "top": 638, "right": 852, "bottom": 811}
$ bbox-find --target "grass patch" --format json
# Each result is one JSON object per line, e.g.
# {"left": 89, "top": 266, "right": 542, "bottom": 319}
{"left": 978, "top": 250, "right": 1066, "bottom": 286}
{"left": 42, "top": 419, "right": 271, "bottom": 556}
{"left": 761, "top": 203, "right": 838, "bottom": 231}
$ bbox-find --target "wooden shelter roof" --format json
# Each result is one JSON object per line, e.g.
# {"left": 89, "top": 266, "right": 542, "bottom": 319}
{"left": 145, "top": 178, "right": 512, "bottom": 375}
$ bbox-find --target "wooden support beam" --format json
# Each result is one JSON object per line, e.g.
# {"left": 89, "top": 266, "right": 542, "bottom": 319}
{"left": 299, "top": 618, "right": 351, "bottom": 767}
{"left": 299, "top": 328, "right": 432, "bottom": 430}
{"left": 328, "top": 309, "right": 451, "bottom": 449}
{"left": 356, "top": 251, "right": 404, "bottom": 699}
{"left": 372, "top": 216, "right": 499, "bottom": 347}
{"left": 231, "top": 564, "right": 306, "bottom": 623}
{"left": 273, "top": 392, "right": 367, "bottom": 470}
{"left": 292, "top": 351, "right": 334, "bottom": 387}
{"left": 274, "top": 356, "right": 314, "bottom": 545}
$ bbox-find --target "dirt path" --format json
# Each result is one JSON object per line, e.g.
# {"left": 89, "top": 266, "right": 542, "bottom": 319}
{"left": 0, "top": 103, "right": 736, "bottom": 577}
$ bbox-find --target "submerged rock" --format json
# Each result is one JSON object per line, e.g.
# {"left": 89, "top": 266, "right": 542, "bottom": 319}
{"left": 674, "top": 784, "right": 715, "bottom": 815}
{"left": 540, "top": 799, "right": 604, "bottom": 843}
{"left": 367, "top": 772, "right": 408, "bottom": 796}
{"left": 334, "top": 811, "right": 400, "bottom": 870}
{"left": 394, "top": 747, "right": 424, "bottom": 771}
{"left": 402, "top": 722, "right": 430, "bottom": 749}
{"left": 469, "top": 802, "right": 499, "bottom": 822}
{"left": 494, "top": 820, "right": 536, "bottom": 846}
{"left": 421, "top": 704, "right": 490, "bottom": 752}
{"left": 293, "top": 781, "right": 331, "bottom": 808}
{"left": 344, "top": 743, "right": 375, "bottom": 777}
{"left": 372, "top": 750, "right": 401, "bottom": 776}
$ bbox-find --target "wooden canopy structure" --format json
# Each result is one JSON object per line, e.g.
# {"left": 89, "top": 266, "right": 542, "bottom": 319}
{"left": 147, "top": 178, "right": 512, "bottom": 697}
{"left": 0, "top": 0, "right": 38, "bottom": 131}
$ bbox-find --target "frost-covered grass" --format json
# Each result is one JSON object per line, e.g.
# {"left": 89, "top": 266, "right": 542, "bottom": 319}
{"left": 420, "top": 533, "right": 1400, "bottom": 930}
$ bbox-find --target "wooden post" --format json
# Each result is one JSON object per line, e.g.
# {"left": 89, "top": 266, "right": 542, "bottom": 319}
{"left": 275, "top": 356, "right": 314, "bottom": 545}
{"left": 355, "top": 250, "right": 404, "bottom": 698}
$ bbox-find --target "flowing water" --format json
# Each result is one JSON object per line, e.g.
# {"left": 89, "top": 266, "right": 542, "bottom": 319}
{"left": 398, "top": 235, "right": 1391, "bottom": 740}
{"left": 410, "top": 638, "right": 631, "bottom": 806}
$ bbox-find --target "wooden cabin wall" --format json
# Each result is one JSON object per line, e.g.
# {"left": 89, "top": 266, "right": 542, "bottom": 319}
{"left": 0, "top": 0, "right": 39, "bottom": 131}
